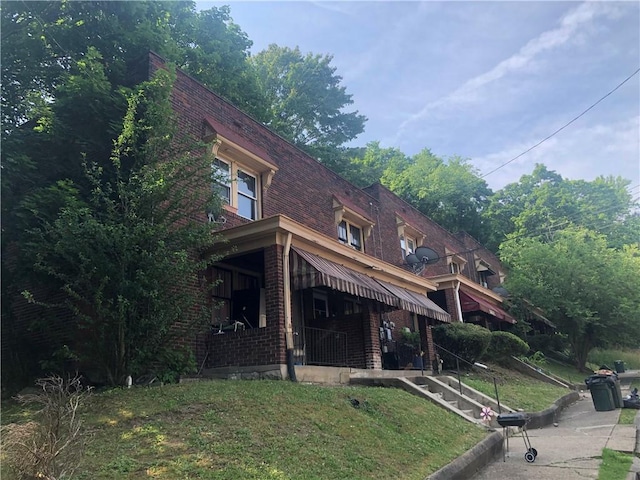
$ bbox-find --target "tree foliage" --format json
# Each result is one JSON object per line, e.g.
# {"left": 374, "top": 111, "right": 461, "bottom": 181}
{"left": 21, "top": 68, "right": 222, "bottom": 385}
{"left": 382, "top": 149, "right": 492, "bottom": 242}
{"left": 500, "top": 227, "right": 640, "bottom": 371}
{"left": 484, "top": 164, "right": 638, "bottom": 251}
{"left": 250, "top": 44, "right": 367, "bottom": 160}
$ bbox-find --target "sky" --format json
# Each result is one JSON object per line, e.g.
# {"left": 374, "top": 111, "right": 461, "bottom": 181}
{"left": 198, "top": 1, "right": 640, "bottom": 192}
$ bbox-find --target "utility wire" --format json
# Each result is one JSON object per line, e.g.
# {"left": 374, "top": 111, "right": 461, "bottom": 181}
{"left": 481, "top": 67, "right": 640, "bottom": 179}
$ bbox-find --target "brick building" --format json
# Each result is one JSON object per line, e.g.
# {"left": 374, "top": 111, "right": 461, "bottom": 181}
{"left": 144, "top": 52, "right": 519, "bottom": 381}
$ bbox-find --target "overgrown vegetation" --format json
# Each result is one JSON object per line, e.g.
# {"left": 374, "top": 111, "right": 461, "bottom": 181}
{"left": 18, "top": 66, "right": 222, "bottom": 386}
{"left": 460, "top": 363, "right": 569, "bottom": 412}
{"left": 588, "top": 348, "right": 640, "bottom": 371}
{"left": 2, "top": 380, "right": 489, "bottom": 480}
{"left": 597, "top": 448, "right": 633, "bottom": 480}
{"left": 1, "top": 375, "right": 92, "bottom": 480}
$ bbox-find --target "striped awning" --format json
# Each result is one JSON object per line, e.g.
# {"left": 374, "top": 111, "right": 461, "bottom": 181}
{"left": 374, "top": 279, "right": 451, "bottom": 323}
{"left": 291, "top": 248, "right": 398, "bottom": 308}
{"left": 459, "top": 289, "right": 516, "bottom": 324}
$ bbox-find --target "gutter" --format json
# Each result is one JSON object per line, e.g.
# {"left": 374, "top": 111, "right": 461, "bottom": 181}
{"left": 282, "top": 232, "right": 297, "bottom": 382}
{"left": 454, "top": 280, "right": 464, "bottom": 323}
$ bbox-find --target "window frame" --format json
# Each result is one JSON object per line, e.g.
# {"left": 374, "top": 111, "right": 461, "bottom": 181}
{"left": 337, "top": 219, "right": 363, "bottom": 251}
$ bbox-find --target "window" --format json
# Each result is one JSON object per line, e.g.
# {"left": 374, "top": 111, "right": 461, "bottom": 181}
{"left": 449, "top": 262, "right": 460, "bottom": 274}
{"left": 479, "top": 271, "right": 491, "bottom": 288}
{"left": 338, "top": 220, "right": 363, "bottom": 251}
{"left": 212, "top": 158, "right": 259, "bottom": 220}
{"left": 333, "top": 196, "right": 374, "bottom": 253}
{"left": 237, "top": 169, "right": 257, "bottom": 220}
{"left": 400, "top": 235, "right": 416, "bottom": 259}
{"left": 204, "top": 117, "right": 278, "bottom": 222}
{"left": 212, "top": 158, "right": 231, "bottom": 204}
{"left": 344, "top": 299, "right": 361, "bottom": 315}
{"left": 396, "top": 215, "right": 425, "bottom": 262}
{"left": 313, "top": 291, "right": 329, "bottom": 318}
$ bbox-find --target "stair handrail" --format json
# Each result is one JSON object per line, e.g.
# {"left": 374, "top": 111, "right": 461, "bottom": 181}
{"left": 433, "top": 342, "right": 502, "bottom": 414}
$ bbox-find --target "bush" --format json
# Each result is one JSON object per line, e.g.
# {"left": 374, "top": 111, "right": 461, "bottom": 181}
{"left": 1, "top": 375, "right": 92, "bottom": 479}
{"left": 484, "top": 331, "right": 529, "bottom": 364}
{"left": 526, "top": 333, "right": 568, "bottom": 356}
{"left": 432, "top": 323, "right": 492, "bottom": 369}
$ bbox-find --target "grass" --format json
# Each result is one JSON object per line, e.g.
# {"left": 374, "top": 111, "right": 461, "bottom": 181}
{"left": 3, "top": 379, "right": 489, "bottom": 480}
{"left": 458, "top": 363, "right": 569, "bottom": 412}
{"left": 618, "top": 408, "right": 638, "bottom": 425}
{"left": 597, "top": 448, "right": 633, "bottom": 480}
{"left": 589, "top": 348, "right": 640, "bottom": 371}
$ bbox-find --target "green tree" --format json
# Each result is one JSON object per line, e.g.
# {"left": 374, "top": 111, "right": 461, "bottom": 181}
{"left": 342, "top": 141, "right": 410, "bottom": 187}
{"left": 484, "top": 164, "right": 637, "bottom": 251}
{"left": 21, "top": 68, "right": 222, "bottom": 385}
{"left": 382, "top": 149, "right": 492, "bottom": 242}
{"left": 250, "top": 44, "right": 367, "bottom": 160}
{"left": 500, "top": 227, "right": 640, "bottom": 371}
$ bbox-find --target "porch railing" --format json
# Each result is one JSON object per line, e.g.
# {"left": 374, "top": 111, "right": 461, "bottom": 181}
{"left": 294, "top": 326, "right": 348, "bottom": 367}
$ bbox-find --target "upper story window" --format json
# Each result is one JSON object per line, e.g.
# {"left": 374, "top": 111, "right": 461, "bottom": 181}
{"left": 212, "top": 158, "right": 259, "bottom": 220}
{"left": 400, "top": 235, "right": 416, "bottom": 259}
{"left": 204, "top": 116, "right": 278, "bottom": 222}
{"left": 475, "top": 257, "right": 496, "bottom": 288}
{"left": 396, "top": 215, "right": 425, "bottom": 262}
{"left": 333, "top": 196, "right": 374, "bottom": 253}
{"left": 338, "top": 220, "right": 363, "bottom": 251}
{"left": 445, "top": 247, "right": 467, "bottom": 276}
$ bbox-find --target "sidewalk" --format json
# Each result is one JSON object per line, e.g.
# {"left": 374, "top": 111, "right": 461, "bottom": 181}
{"left": 473, "top": 379, "right": 639, "bottom": 480}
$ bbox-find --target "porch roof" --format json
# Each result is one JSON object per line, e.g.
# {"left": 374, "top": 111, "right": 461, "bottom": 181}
{"left": 459, "top": 289, "right": 516, "bottom": 324}
{"left": 291, "top": 247, "right": 452, "bottom": 322}
{"left": 291, "top": 247, "right": 398, "bottom": 308}
{"left": 374, "top": 279, "right": 451, "bottom": 323}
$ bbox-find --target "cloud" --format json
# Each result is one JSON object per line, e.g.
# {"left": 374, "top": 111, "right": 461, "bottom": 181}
{"left": 472, "top": 115, "right": 640, "bottom": 191}
{"left": 392, "top": 1, "right": 619, "bottom": 144}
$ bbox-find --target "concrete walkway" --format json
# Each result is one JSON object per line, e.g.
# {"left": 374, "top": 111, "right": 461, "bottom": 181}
{"left": 473, "top": 381, "right": 639, "bottom": 480}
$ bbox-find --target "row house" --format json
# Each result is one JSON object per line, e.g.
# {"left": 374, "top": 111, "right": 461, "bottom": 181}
{"left": 146, "top": 52, "right": 519, "bottom": 382}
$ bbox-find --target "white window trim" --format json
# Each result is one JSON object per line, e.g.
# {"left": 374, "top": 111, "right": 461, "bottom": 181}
{"left": 445, "top": 247, "right": 467, "bottom": 274}
{"left": 396, "top": 216, "right": 426, "bottom": 259}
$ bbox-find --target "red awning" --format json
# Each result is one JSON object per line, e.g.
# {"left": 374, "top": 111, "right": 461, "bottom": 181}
{"left": 459, "top": 290, "right": 516, "bottom": 324}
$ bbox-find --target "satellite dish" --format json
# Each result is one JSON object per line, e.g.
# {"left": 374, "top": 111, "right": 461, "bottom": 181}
{"left": 414, "top": 246, "right": 439, "bottom": 265}
{"left": 492, "top": 286, "right": 509, "bottom": 297}
{"left": 405, "top": 253, "right": 420, "bottom": 266}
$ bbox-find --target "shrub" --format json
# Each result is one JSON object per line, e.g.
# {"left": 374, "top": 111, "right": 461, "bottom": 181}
{"left": 1, "top": 375, "right": 92, "bottom": 479}
{"left": 484, "top": 331, "right": 529, "bottom": 364}
{"left": 432, "top": 323, "right": 492, "bottom": 369}
{"left": 526, "top": 333, "right": 568, "bottom": 356}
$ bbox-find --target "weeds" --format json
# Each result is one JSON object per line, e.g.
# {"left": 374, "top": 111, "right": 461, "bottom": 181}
{"left": 1, "top": 375, "right": 92, "bottom": 479}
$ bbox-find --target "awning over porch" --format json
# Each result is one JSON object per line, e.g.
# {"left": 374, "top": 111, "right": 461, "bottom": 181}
{"left": 374, "top": 279, "right": 451, "bottom": 323}
{"left": 459, "top": 289, "right": 516, "bottom": 324}
{"left": 291, "top": 247, "right": 398, "bottom": 308}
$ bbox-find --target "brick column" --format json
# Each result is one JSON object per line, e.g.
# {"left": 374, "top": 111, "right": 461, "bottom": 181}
{"left": 362, "top": 305, "right": 382, "bottom": 369}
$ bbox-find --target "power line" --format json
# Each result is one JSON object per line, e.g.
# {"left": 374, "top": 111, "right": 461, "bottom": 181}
{"left": 481, "top": 67, "right": 640, "bottom": 179}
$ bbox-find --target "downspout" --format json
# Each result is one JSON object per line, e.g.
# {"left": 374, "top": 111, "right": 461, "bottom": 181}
{"left": 282, "top": 232, "right": 297, "bottom": 382}
{"left": 454, "top": 280, "right": 464, "bottom": 323}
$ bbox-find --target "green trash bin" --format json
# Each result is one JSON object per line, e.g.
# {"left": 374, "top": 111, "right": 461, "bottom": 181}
{"left": 608, "top": 375, "right": 624, "bottom": 408}
{"left": 614, "top": 360, "right": 625, "bottom": 373}
{"left": 585, "top": 375, "right": 616, "bottom": 411}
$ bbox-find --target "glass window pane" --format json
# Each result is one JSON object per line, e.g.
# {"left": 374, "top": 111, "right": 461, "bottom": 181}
{"left": 237, "top": 170, "right": 256, "bottom": 197}
{"left": 238, "top": 194, "right": 256, "bottom": 220}
{"left": 212, "top": 159, "right": 231, "bottom": 203}
{"left": 350, "top": 225, "right": 362, "bottom": 250}
{"left": 337, "top": 221, "right": 347, "bottom": 242}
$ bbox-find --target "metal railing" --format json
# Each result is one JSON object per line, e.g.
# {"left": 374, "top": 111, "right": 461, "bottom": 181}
{"left": 294, "top": 327, "right": 348, "bottom": 367}
{"left": 433, "top": 342, "right": 502, "bottom": 414}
